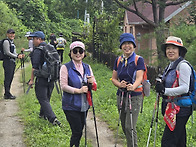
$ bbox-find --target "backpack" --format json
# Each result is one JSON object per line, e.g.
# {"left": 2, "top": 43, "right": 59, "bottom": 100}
{"left": 116, "top": 55, "right": 150, "bottom": 97}
{"left": 176, "top": 60, "right": 196, "bottom": 110}
{"left": 0, "top": 39, "right": 11, "bottom": 60}
{"left": 57, "top": 38, "right": 65, "bottom": 48}
{"left": 33, "top": 44, "right": 61, "bottom": 81}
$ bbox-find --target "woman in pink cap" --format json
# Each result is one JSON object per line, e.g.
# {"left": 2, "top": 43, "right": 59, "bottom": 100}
{"left": 155, "top": 36, "right": 192, "bottom": 146}
{"left": 60, "top": 41, "right": 97, "bottom": 147}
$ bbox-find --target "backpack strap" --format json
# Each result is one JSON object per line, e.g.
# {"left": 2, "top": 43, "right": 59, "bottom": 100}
{"left": 116, "top": 56, "right": 122, "bottom": 68}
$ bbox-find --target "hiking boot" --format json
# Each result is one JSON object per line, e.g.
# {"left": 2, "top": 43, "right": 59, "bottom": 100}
{"left": 52, "top": 118, "right": 61, "bottom": 127}
{"left": 4, "top": 94, "right": 16, "bottom": 99}
{"left": 39, "top": 115, "right": 47, "bottom": 120}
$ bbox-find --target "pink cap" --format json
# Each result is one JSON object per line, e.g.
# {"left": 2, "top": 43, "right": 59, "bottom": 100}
{"left": 70, "top": 41, "right": 85, "bottom": 50}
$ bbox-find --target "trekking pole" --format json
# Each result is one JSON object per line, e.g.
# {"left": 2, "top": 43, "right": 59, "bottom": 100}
{"left": 153, "top": 93, "right": 160, "bottom": 147}
{"left": 127, "top": 91, "right": 135, "bottom": 147}
{"left": 114, "top": 88, "right": 125, "bottom": 147}
{"left": 146, "top": 77, "right": 162, "bottom": 147}
{"left": 15, "top": 53, "right": 29, "bottom": 73}
{"left": 91, "top": 94, "right": 100, "bottom": 147}
{"left": 146, "top": 93, "right": 159, "bottom": 147}
{"left": 21, "top": 51, "right": 26, "bottom": 93}
{"left": 84, "top": 111, "right": 87, "bottom": 147}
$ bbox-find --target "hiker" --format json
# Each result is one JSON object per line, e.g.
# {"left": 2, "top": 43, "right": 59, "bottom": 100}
{"left": 49, "top": 33, "right": 57, "bottom": 49}
{"left": 21, "top": 31, "right": 34, "bottom": 53}
{"left": 56, "top": 32, "right": 67, "bottom": 63}
{"left": 60, "top": 41, "right": 97, "bottom": 147}
{"left": 112, "top": 33, "right": 145, "bottom": 147}
{"left": 155, "top": 36, "right": 192, "bottom": 147}
{"left": 28, "top": 31, "right": 61, "bottom": 126}
{"left": 2, "top": 29, "right": 24, "bottom": 99}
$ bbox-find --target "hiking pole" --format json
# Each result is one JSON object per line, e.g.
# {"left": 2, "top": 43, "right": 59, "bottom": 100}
{"left": 84, "top": 111, "right": 87, "bottom": 147}
{"left": 146, "top": 93, "right": 159, "bottom": 147}
{"left": 21, "top": 51, "right": 26, "bottom": 93}
{"left": 114, "top": 88, "right": 125, "bottom": 147}
{"left": 127, "top": 91, "right": 135, "bottom": 147}
{"left": 153, "top": 93, "right": 160, "bottom": 147}
{"left": 15, "top": 53, "right": 29, "bottom": 73}
{"left": 91, "top": 94, "right": 100, "bottom": 147}
{"left": 146, "top": 77, "right": 162, "bottom": 147}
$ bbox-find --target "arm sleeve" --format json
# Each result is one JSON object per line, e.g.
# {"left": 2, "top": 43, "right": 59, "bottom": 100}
{"left": 164, "top": 62, "right": 191, "bottom": 96}
{"left": 3, "top": 40, "right": 18, "bottom": 58}
{"left": 60, "top": 65, "right": 78, "bottom": 94}
{"left": 136, "top": 57, "right": 145, "bottom": 71}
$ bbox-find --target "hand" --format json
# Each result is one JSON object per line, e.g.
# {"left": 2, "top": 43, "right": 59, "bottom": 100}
{"left": 87, "top": 75, "right": 94, "bottom": 84}
{"left": 21, "top": 48, "right": 25, "bottom": 52}
{"left": 126, "top": 83, "right": 134, "bottom": 91}
{"left": 28, "top": 80, "right": 34, "bottom": 87}
{"left": 155, "top": 82, "right": 165, "bottom": 94}
{"left": 80, "top": 86, "right": 88, "bottom": 93}
{"left": 120, "top": 80, "right": 127, "bottom": 88}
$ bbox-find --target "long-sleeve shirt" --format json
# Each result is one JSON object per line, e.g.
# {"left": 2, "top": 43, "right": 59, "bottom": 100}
{"left": 3, "top": 39, "right": 17, "bottom": 58}
{"left": 60, "top": 60, "right": 96, "bottom": 94}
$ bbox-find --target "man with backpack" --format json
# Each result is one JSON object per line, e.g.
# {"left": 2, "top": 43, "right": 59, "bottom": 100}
{"left": 28, "top": 31, "right": 61, "bottom": 126}
{"left": 2, "top": 29, "right": 24, "bottom": 99}
{"left": 112, "top": 33, "right": 145, "bottom": 147}
{"left": 56, "top": 33, "right": 67, "bottom": 63}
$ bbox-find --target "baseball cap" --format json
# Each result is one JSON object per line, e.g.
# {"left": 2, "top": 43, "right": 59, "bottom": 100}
{"left": 29, "top": 31, "right": 45, "bottom": 40}
{"left": 7, "top": 29, "right": 15, "bottom": 34}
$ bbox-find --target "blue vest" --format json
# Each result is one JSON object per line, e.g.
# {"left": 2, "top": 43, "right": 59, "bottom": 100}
{"left": 162, "top": 57, "right": 192, "bottom": 116}
{"left": 62, "top": 61, "right": 91, "bottom": 112}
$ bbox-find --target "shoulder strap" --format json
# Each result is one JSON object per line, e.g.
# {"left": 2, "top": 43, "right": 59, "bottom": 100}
{"left": 116, "top": 56, "right": 122, "bottom": 68}
{"left": 135, "top": 55, "right": 140, "bottom": 66}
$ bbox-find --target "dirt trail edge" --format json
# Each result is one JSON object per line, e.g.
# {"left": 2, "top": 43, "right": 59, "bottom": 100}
{"left": 0, "top": 68, "right": 26, "bottom": 147}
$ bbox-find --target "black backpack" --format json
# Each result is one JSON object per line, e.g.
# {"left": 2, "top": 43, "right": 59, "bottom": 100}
{"left": 0, "top": 39, "right": 11, "bottom": 60}
{"left": 33, "top": 44, "right": 61, "bottom": 81}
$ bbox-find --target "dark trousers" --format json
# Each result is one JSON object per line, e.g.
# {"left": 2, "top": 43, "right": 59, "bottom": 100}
{"left": 3, "top": 58, "right": 15, "bottom": 96}
{"left": 161, "top": 115, "right": 190, "bottom": 147}
{"left": 64, "top": 110, "right": 87, "bottom": 147}
{"left": 57, "top": 50, "right": 64, "bottom": 63}
{"left": 35, "top": 77, "right": 56, "bottom": 123}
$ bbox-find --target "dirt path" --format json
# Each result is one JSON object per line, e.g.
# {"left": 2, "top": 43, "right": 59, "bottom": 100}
{"left": 0, "top": 64, "right": 123, "bottom": 147}
{"left": 0, "top": 69, "right": 26, "bottom": 147}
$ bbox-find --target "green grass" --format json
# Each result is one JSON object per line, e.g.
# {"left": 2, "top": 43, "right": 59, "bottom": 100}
{"left": 16, "top": 48, "right": 196, "bottom": 147}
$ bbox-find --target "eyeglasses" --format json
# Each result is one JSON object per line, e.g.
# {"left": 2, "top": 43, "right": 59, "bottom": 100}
{"left": 72, "top": 48, "right": 84, "bottom": 54}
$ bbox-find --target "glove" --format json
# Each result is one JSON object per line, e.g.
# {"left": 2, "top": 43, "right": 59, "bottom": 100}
{"left": 155, "top": 82, "right": 165, "bottom": 94}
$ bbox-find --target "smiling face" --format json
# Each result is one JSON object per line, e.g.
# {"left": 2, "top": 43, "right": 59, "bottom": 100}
{"left": 71, "top": 47, "right": 85, "bottom": 62}
{"left": 121, "top": 41, "right": 135, "bottom": 57}
{"left": 7, "top": 33, "right": 15, "bottom": 40}
{"left": 166, "top": 44, "right": 180, "bottom": 61}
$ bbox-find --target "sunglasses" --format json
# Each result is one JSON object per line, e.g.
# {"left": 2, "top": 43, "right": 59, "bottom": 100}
{"left": 72, "top": 48, "right": 84, "bottom": 54}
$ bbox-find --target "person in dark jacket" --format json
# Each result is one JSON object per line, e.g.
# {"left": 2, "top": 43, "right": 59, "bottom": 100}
{"left": 60, "top": 41, "right": 97, "bottom": 147}
{"left": 3, "top": 29, "right": 24, "bottom": 99}
{"left": 155, "top": 36, "right": 192, "bottom": 147}
{"left": 28, "top": 31, "right": 61, "bottom": 126}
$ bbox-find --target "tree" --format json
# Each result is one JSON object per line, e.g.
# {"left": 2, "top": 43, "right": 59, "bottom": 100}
{"left": 114, "top": 0, "right": 191, "bottom": 68}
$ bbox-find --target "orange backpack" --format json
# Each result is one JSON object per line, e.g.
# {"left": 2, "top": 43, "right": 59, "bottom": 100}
{"left": 116, "top": 55, "right": 150, "bottom": 97}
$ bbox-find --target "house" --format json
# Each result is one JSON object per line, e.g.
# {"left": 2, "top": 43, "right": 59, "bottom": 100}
{"left": 123, "top": 1, "right": 192, "bottom": 64}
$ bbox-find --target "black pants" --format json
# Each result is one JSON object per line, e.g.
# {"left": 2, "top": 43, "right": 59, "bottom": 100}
{"left": 57, "top": 50, "right": 64, "bottom": 63}
{"left": 64, "top": 110, "right": 87, "bottom": 147}
{"left": 161, "top": 115, "right": 190, "bottom": 147}
{"left": 35, "top": 77, "right": 56, "bottom": 123}
{"left": 3, "top": 58, "right": 15, "bottom": 96}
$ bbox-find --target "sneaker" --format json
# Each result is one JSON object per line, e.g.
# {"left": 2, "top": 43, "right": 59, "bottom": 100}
{"left": 4, "top": 94, "right": 16, "bottom": 99}
{"left": 39, "top": 115, "right": 47, "bottom": 120}
{"left": 52, "top": 118, "right": 61, "bottom": 127}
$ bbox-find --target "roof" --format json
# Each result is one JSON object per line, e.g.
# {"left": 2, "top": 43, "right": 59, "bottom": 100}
{"left": 126, "top": 1, "right": 192, "bottom": 25}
